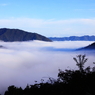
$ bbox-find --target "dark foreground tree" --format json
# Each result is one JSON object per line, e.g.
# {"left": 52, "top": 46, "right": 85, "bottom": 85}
{"left": 4, "top": 85, "right": 23, "bottom": 95}
{"left": 73, "top": 54, "right": 88, "bottom": 72}
{"left": 4, "top": 55, "right": 95, "bottom": 95}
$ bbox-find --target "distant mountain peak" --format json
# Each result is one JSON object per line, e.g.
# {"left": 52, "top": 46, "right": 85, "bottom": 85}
{"left": 0, "top": 28, "right": 52, "bottom": 42}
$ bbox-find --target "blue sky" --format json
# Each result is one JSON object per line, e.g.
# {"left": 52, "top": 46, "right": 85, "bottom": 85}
{"left": 0, "top": 0, "right": 95, "bottom": 37}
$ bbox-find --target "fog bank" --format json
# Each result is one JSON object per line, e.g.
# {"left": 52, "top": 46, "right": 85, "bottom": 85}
{"left": 0, "top": 41, "right": 95, "bottom": 94}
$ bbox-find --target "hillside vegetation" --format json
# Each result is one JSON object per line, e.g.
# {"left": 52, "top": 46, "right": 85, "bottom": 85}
{"left": 3, "top": 55, "right": 95, "bottom": 95}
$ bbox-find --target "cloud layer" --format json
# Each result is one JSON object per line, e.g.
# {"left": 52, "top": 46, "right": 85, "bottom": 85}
{"left": 0, "top": 18, "right": 95, "bottom": 37}
{"left": 0, "top": 41, "right": 95, "bottom": 94}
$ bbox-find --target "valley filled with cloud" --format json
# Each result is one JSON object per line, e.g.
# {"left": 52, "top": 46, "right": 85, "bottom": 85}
{"left": 0, "top": 41, "right": 95, "bottom": 93}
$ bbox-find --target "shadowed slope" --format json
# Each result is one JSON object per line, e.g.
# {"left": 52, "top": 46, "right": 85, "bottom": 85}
{"left": 78, "top": 42, "right": 95, "bottom": 50}
{"left": 0, "top": 28, "right": 52, "bottom": 42}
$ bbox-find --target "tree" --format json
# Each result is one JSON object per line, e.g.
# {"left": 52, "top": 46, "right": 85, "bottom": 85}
{"left": 73, "top": 55, "right": 88, "bottom": 72}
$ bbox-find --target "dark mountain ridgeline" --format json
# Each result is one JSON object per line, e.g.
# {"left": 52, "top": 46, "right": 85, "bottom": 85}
{"left": 78, "top": 42, "right": 95, "bottom": 50}
{"left": 49, "top": 35, "right": 95, "bottom": 41}
{"left": 0, "top": 28, "right": 52, "bottom": 42}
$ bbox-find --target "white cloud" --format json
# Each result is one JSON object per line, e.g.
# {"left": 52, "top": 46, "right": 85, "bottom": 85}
{"left": 0, "top": 41, "right": 95, "bottom": 94}
{"left": 0, "top": 18, "right": 95, "bottom": 36}
{"left": 0, "top": 3, "right": 8, "bottom": 6}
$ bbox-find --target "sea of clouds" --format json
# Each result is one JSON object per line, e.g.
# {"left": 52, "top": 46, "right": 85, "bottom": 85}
{"left": 0, "top": 41, "right": 95, "bottom": 94}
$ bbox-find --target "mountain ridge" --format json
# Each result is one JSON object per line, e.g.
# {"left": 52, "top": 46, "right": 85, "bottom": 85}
{"left": 78, "top": 42, "right": 95, "bottom": 50}
{"left": 49, "top": 35, "right": 95, "bottom": 41}
{"left": 0, "top": 28, "right": 52, "bottom": 42}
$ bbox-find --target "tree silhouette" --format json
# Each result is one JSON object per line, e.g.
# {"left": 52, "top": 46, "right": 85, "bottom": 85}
{"left": 73, "top": 55, "right": 88, "bottom": 72}
{"left": 4, "top": 55, "right": 95, "bottom": 95}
